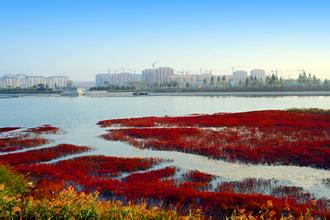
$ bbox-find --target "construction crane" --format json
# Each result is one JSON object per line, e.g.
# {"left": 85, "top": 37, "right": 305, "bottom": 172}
{"left": 152, "top": 61, "right": 158, "bottom": 70}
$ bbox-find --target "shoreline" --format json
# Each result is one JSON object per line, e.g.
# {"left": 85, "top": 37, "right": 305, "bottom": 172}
{"left": 2, "top": 90, "right": 330, "bottom": 98}
{"left": 85, "top": 90, "right": 330, "bottom": 97}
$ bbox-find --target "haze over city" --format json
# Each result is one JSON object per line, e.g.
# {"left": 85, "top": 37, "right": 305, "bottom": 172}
{"left": 1, "top": 0, "right": 330, "bottom": 81}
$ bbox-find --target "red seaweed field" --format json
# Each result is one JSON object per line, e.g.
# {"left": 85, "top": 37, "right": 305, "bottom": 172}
{"left": 25, "top": 124, "right": 60, "bottom": 134}
{"left": 0, "top": 136, "right": 48, "bottom": 152}
{"left": 0, "top": 125, "right": 60, "bottom": 152}
{"left": 100, "top": 110, "right": 330, "bottom": 169}
{"left": 0, "top": 110, "right": 329, "bottom": 218}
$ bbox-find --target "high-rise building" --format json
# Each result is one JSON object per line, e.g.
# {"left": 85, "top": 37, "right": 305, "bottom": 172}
{"left": 250, "top": 69, "right": 266, "bottom": 80}
{"left": 142, "top": 67, "right": 174, "bottom": 86}
{"left": 47, "top": 76, "right": 69, "bottom": 89}
{"left": 95, "top": 72, "right": 141, "bottom": 87}
{"left": 141, "top": 69, "right": 154, "bottom": 84}
{"left": 233, "top": 70, "right": 248, "bottom": 79}
{"left": 26, "top": 76, "right": 47, "bottom": 88}
{"left": 0, "top": 74, "right": 69, "bottom": 89}
{"left": 0, "top": 74, "right": 27, "bottom": 88}
{"left": 232, "top": 70, "right": 248, "bottom": 84}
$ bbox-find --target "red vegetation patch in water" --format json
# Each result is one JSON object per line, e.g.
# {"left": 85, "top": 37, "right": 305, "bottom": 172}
{"left": 121, "top": 173, "right": 327, "bottom": 218}
{"left": 98, "top": 110, "right": 330, "bottom": 129}
{"left": 101, "top": 110, "right": 330, "bottom": 169}
{"left": 186, "top": 170, "right": 213, "bottom": 183}
{"left": 18, "top": 155, "right": 162, "bottom": 198}
{"left": 216, "top": 178, "right": 313, "bottom": 203}
{"left": 272, "top": 186, "right": 312, "bottom": 203}
{"left": 0, "top": 144, "right": 91, "bottom": 165}
{"left": 104, "top": 128, "right": 330, "bottom": 168}
{"left": 20, "top": 155, "right": 161, "bottom": 182}
{"left": 25, "top": 125, "right": 60, "bottom": 134}
{"left": 1, "top": 121, "right": 328, "bottom": 218}
{"left": 217, "top": 178, "right": 276, "bottom": 194}
{"left": 0, "top": 136, "right": 48, "bottom": 152}
{"left": 0, "top": 127, "right": 20, "bottom": 133}
{"left": 178, "top": 170, "right": 214, "bottom": 191}
{"left": 117, "top": 170, "right": 328, "bottom": 218}
{"left": 16, "top": 160, "right": 329, "bottom": 218}
{"left": 123, "top": 167, "right": 176, "bottom": 183}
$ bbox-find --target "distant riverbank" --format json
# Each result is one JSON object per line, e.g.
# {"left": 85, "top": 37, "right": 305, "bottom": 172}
{"left": 2, "top": 89, "right": 330, "bottom": 98}
{"left": 0, "top": 93, "right": 61, "bottom": 98}
{"left": 85, "top": 90, "right": 330, "bottom": 97}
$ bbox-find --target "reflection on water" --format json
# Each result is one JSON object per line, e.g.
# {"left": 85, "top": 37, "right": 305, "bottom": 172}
{"left": 1, "top": 96, "right": 330, "bottom": 198}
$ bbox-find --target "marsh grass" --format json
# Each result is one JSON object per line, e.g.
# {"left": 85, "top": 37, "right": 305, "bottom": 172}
{"left": 287, "top": 108, "right": 330, "bottom": 114}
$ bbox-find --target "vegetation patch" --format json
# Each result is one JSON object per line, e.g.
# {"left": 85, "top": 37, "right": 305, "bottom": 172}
{"left": 101, "top": 110, "right": 330, "bottom": 169}
{"left": 0, "top": 127, "right": 20, "bottom": 133}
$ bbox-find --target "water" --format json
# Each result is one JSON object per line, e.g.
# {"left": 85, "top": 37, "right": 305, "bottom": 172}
{"left": 1, "top": 95, "right": 330, "bottom": 199}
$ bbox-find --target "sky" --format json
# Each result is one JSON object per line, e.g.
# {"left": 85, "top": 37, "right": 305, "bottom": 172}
{"left": 0, "top": 0, "right": 329, "bottom": 81}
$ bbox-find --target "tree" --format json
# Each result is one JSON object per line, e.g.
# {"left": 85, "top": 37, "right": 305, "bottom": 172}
{"left": 221, "top": 76, "right": 226, "bottom": 87}
{"left": 245, "top": 78, "right": 249, "bottom": 87}
{"left": 67, "top": 80, "right": 73, "bottom": 88}
{"left": 37, "top": 84, "right": 45, "bottom": 90}
{"left": 210, "top": 76, "right": 214, "bottom": 86}
{"left": 312, "top": 74, "right": 320, "bottom": 87}
{"left": 216, "top": 76, "right": 221, "bottom": 86}
{"left": 265, "top": 76, "right": 270, "bottom": 85}
{"left": 203, "top": 78, "right": 207, "bottom": 85}
{"left": 298, "top": 71, "right": 308, "bottom": 85}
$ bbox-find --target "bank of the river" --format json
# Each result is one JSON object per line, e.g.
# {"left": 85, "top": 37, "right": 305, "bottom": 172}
{"left": 2, "top": 88, "right": 330, "bottom": 97}
{"left": 0, "top": 93, "right": 61, "bottom": 98}
{"left": 85, "top": 90, "right": 330, "bottom": 97}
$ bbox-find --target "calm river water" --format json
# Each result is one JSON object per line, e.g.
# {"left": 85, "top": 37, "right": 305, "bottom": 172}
{"left": 1, "top": 95, "right": 330, "bottom": 198}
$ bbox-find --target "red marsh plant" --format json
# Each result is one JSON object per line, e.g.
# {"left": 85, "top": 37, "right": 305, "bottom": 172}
{"left": 1, "top": 120, "right": 328, "bottom": 218}
{"left": 17, "top": 161, "right": 329, "bottom": 219}
{"left": 25, "top": 124, "right": 60, "bottom": 134}
{"left": 98, "top": 110, "right": 330, "bottom": 129}
{"left": 0, "top": 136, "right": 48, "bottom": 152}
{"left": 100, "top": 110, "right": 330, "bottom": 169}
{"left": 0, "top": 127, "right": 20, "bottom": 133}
{"left": 0, "top": 144, "right": 91, "bottom": 166}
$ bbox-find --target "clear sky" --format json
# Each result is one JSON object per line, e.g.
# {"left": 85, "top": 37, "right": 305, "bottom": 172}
{"left": 0, "top": 0, "right": 329, "bottom": 80}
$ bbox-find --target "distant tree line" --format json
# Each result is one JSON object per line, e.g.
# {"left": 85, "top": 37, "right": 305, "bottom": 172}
{"left": 89, "top": 72, "right": 330, "bottom": 91}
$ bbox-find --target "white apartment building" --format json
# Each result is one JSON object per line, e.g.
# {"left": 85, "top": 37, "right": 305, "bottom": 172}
{"left": 47, "top": 76, "right": 69, "bottom": 89}
{"left": 26, "top": 76, "right": 47, "bottom": 88}
{"left": 232, "top": 70, "right": 248, "bottom": 84}
{"left": 141, "top": 69, "right": 155, "bottom": 84}
{"left": 95, "top": 72, "right": 141, "bottom": 87}
{"left": 0, "top": 74, "right": 28, "bottom": 88}
{"left": 250, "top": 69, "right": 266, "bottom": 80}
{"left": 142, "top": 67, "right": 174, "bottom": 86}
{"left": 0, "top": 74, "right": 69, "bottom": 89}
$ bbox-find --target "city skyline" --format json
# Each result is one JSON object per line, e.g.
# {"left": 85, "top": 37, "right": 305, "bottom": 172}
{"left": 1, "top": 0, "right": 330, "bottom": 81}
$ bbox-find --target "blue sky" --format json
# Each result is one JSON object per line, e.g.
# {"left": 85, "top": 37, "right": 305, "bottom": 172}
{"left": 0, "top": 0, "right": 329, "bottom": 80}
